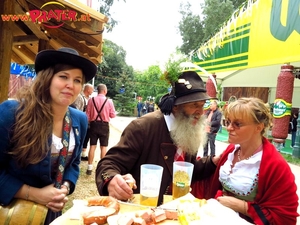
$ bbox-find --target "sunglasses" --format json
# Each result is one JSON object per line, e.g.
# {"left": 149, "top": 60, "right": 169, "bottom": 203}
{"left": 224, "top": 120, "right": 246, "bottom": 129}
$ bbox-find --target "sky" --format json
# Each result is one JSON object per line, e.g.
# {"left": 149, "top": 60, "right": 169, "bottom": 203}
{"left": 103, "top": 0, "right": 203, "bottom": 71}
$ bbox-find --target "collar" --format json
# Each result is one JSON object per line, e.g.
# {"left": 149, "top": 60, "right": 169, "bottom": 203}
{"left": 164, "top": 113, "right": 175, "bottom": 131}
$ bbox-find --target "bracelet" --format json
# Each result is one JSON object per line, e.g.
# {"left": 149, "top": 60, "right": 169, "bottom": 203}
{"left": 62, "top": 181, "right": 70, "bottom": 194}
{"left": 25, "top": 185, "right": 30, "bottom": 201}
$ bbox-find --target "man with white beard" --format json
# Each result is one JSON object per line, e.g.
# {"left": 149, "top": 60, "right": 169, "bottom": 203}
{"left": 95, "top": 71, "right": 220, "bottom": 205}
{"left": 170, "top": 104, "right": 207, "bottom": 156}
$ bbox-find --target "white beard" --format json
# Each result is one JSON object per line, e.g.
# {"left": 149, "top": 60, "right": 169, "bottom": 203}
{"left": 170, "top": 110, "right": 207, "bottom": 156}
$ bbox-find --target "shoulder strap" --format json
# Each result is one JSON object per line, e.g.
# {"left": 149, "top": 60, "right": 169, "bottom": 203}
{"left": 81, "top": 94, "right": 86, "bottom": 106}
{"left": 92, "top": 97, "right": 108, "bottom": 121}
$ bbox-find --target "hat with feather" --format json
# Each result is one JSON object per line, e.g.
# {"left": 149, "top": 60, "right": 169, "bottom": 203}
{"left": 159, "top": 70, "right": 210, "bottom": 115}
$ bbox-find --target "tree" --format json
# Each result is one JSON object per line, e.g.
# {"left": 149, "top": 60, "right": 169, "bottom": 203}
{"left": 202, "top": 0, "right": 234, "bottom": 41}
{"left": 97, "top": 39, "right": 133, "bottom": 98}
{"left": 177, "top": 0, "right": 247, "bottom": 55}
{"left": 113, "top": 72, "right": 136, "bottom": 116}
{"left": 133, "top": 65, "right": 171, "bottom": 104}
{"left": 98, "top": 0, "right": 125, "bottom": 32}
{"left": 178, "top": 2, "right": 204, "bottom": 55}
{"left": 232, "top": 0, "right": 247, "bottom": 9}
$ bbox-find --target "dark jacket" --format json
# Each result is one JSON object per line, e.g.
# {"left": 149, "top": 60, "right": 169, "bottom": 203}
{"left": 289, "top": 115, "right": 298, "bottom": 133}
{"left": 0, "top": 100, "right": 88, "bottom": 205}
{"left": 205, "top": 109, "right": 222, "bottom": 133}
{"left": 96, "top": 110, "right": 217, "bottom": 205}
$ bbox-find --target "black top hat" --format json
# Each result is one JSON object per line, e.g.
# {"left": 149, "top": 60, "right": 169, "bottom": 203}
{"left": 159, "top": 71, "right": 210, "bottom": 115}
{"left": 34, "top": 47, "right": 97, "bottom": 82}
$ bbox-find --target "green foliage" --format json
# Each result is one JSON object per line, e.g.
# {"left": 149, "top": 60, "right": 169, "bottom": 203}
{"left": 178, "top": 2, "right": 205, "bottom": 55}
{"left": 177, "top": 0, "right": 247, "bottom": 56}
{"left": 232, "top": 0, "right": 248, "bottom": 9}
{"left": 162, "top": 53, "right": 188, "bottom": 85}
{"left": 98, "top": 0, "right": 126, "bottom": 32}
{"left": 97, "top": 39, "right": 133, "bottom": 98}
{"left": 114, "top": 72, "right": 136, "bottom": 116}
{"left": 202, "top": 0, "right": 234, "bottom": 41}
{"left": 281, "top": 153, "right": 300, "bottom": 166}
{"left": 134, "top": 65, "right": 169, "bottom": 104}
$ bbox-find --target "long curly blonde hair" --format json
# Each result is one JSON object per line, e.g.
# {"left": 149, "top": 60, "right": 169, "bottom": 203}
{"left": 10, "top": 64, "right": 84, "bottom": 168}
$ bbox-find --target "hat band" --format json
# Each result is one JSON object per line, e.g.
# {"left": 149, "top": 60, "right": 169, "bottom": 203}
{"left": 175, "top": 89, "right": 207, "bottom": 98}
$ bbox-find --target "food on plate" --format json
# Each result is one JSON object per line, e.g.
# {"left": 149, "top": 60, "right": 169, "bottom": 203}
{"left": 82, "top": 196, "right": 120, "bottom": 225}
{"left": 117, "top": 208, "right": 174, "bottom": 225}
{"left": 117, "top": 214, "right": 134, "bottom": 225}
{"left": 135, "top": 209, "right": 153, "bottom": 223}
{"left": 164, "top": 209, "right": 178, "bottom": 220}
{"left": 151, "top": 209, "right": 166, "bottom": 223}
{"left": 177, "top": 199, "right": 207, "bottom": 225}
{"left": 132, "top": 217, "right": 146, "bottom": 225}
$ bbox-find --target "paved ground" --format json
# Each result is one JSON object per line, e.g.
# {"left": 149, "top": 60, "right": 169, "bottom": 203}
{"left": 92, "top": 116, "right": 300, "bottom": 222}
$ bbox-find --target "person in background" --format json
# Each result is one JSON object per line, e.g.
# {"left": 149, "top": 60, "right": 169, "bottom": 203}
{"left": 147, "top": 99, "right": 155, "bottom": 113}
{"left": 208, "top": 97, "right": 298, "bottom": 224}
{"left": 85, "top": 84, "right": 116, "bottom": 175}
{"left": 0, "top": 47, "right": 97, "bottom": 224}
{"left": 72, "top": 83, "right": 94, "bottom": 111}
{"left": 145, "top": 100, "right": 150, "bottom": 113}
{"left": 136, "top": 99, "right": 144, "bottom": 117}
{"left": 72, "top": 83, "right": 94, "bottom": 161}
{"left": 290, "top": 112, "right": 298, "bottom": 147}
{"left": 141, "top": 101, "right": 147, "bottom": 115}
{"left": 203, "top": 100, "right": 222, "bottom": 157}
{"left": 95, "top": 71, "right": 220, "bottom": 205}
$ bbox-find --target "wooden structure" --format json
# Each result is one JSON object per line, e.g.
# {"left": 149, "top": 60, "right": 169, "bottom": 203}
{"left": 0, "top": 0, "right": 108, "bottom": 103}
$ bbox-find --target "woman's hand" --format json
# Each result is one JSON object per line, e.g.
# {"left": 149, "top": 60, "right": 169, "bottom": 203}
{"left": 217, "top": 196, "right": 247, "bottom": 215}
{"left": 107, "top": 174, "right": 136, "bottom": 201}
{"left": 32, "top": 184, "right": 69, "bottom": 212}
{"left": 46, "top": 184, "right": 69, "bottom": 212}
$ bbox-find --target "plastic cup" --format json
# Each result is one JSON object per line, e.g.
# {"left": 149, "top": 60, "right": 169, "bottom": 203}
{"left": 140, "top": 164, "right": 163, "bottom": 206}
{"left": 172, "top": 161, "right": 194, "bottom": 199}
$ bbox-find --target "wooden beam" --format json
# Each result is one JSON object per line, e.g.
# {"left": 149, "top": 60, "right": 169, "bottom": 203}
{"left": 0, "top": 0, "right": 14, "bottom": 102}
{"left": 12, "top": 45, "right": 36, "bottom": 64}
{"left": 14, "top": 2, "right": 49, "bottom": 40}
{"left": 61, "top": 23, "right": 101, "bottom": 46}
{"left": 38, "top": 39, "right": 50, "bottom": 51}
{"left": 45, "top": 28, "right": 99, "bottom": 58}
{"left": 13, "top": 35, "right": 39, "bottom": 45}
{"left": 12, "top": 50, "right": 26, "bottom": 64}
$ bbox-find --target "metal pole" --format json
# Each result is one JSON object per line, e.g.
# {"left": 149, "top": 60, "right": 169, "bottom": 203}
{"left": 292, "top": 111, "right": 300, "bottom": 158}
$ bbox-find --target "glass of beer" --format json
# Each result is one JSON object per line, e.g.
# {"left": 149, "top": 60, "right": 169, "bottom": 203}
{"left": 172, "top": 161, "right": 194, "bottom": 199}
{"left": 140, "top": 164, "right": 163, "bottom": 207}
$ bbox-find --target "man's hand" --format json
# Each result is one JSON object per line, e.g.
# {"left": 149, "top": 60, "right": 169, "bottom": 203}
{"left": 212, "top": 154, "right": 222, "bottom": 166}
{"left": 107, "top": 174, "right": 137, "bottom": 201}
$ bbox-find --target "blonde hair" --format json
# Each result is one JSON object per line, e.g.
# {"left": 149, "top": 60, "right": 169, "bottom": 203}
{"left": 224, "top": 97, "right": 272, "bottom": 136}
{"left": 10, "top": 64, "right": 85, "bottom": 168}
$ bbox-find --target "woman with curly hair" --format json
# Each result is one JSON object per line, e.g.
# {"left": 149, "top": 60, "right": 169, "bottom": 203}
{"left": 0, "top": 47, "right": 96, "bottom": 224}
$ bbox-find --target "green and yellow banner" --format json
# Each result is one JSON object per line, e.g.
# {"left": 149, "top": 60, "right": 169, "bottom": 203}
{"left": 192, "top": 0, "right": 300, "bottom": 73}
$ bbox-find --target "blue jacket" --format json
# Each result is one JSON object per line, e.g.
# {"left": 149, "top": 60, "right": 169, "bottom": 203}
{"left": 0, "top": 100, "right": 88, "bottom": 205}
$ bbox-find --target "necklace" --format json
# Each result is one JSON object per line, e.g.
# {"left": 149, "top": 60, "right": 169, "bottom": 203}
{"left": 237, "top": 144, "right": 263, "bottom": 161}
{"left": 237, "top": 149, "right": 252, "bottom": 161}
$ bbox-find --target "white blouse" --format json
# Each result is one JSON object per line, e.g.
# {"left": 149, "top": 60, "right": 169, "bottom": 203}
{"left": 219, "top": 145, "right": 262, "bottom": 196}
{"left": 51, "top": 129, "right": 76, "bottom": 153}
